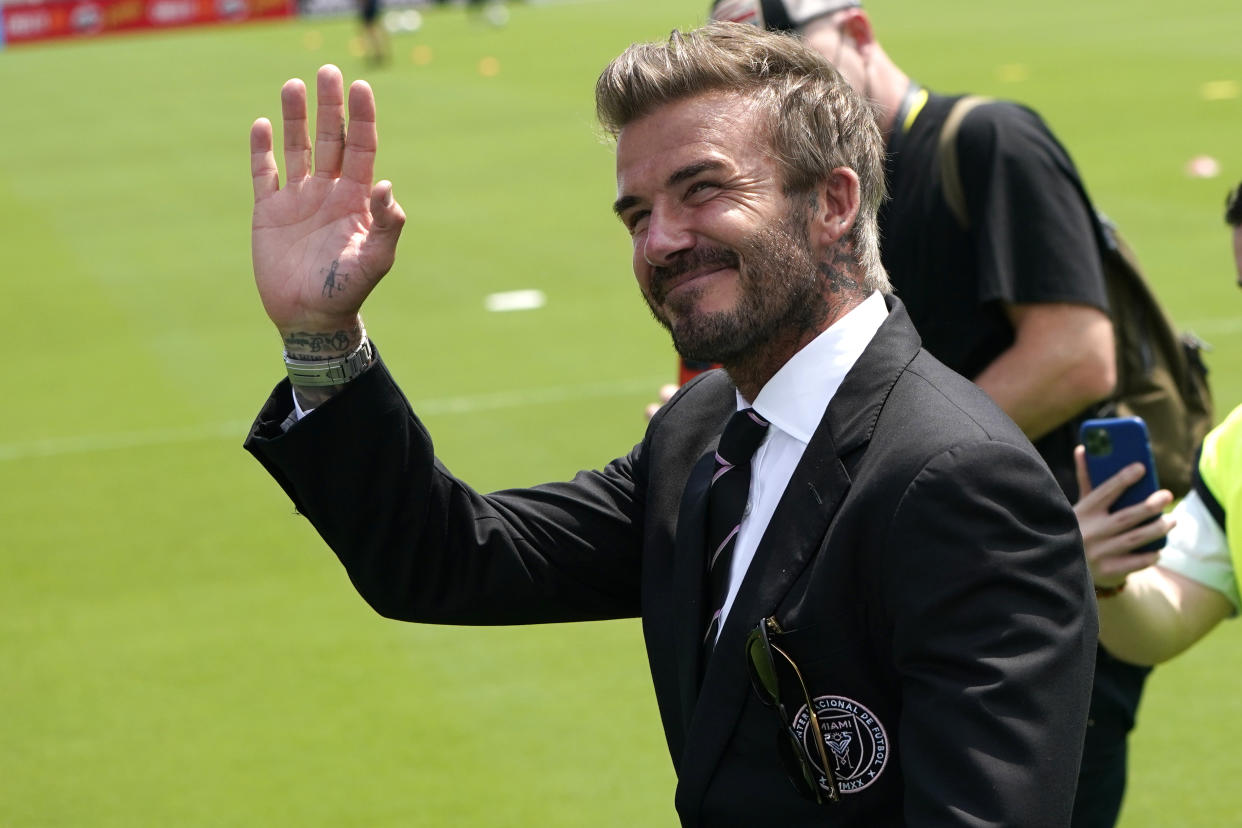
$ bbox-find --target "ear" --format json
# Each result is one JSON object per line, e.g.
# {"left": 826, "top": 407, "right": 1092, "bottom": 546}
{"left": 838, "top": 9, "right": 876, "bottom": 52}
{"left": 808, "top": 167, "right": 861, "bottom": 251}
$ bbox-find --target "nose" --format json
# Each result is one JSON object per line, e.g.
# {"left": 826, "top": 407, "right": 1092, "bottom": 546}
{"left": 642, "top": 204, "right": 695, "bottom": 268}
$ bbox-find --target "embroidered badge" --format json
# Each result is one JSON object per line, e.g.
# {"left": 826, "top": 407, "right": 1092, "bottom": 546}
{"left": 791, "top": 695, "right": 889, "bottom": 794}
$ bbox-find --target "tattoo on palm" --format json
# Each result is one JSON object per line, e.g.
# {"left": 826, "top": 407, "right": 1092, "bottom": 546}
{"left": 321, "top": 259, "right": 350, "bottom": 299}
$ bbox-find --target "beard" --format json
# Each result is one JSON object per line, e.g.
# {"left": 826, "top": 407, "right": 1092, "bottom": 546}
{"left": 644, "top": 207, "right": 829, "bottom": 365}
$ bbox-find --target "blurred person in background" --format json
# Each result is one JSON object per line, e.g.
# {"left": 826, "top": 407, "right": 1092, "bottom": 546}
{"left": 356, "top": 0, "right": 389, "bottom": 66}
{"left": 710, "top": 3, "right": 1150, "bottom": 825}
{"left": 1075, "top": 184, "right": 1242, "bottom": 664}
{"left": 244, "top": 24, "right": 1096, "bottom": 824}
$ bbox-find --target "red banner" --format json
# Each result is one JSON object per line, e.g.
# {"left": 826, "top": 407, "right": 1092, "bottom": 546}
{"left": 1, "top": 0, "right": 294, "bottom": 45}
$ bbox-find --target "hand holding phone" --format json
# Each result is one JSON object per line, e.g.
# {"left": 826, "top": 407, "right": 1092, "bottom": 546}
{"left": 1079, "top": 417, "right": 1166, "bottom": 553}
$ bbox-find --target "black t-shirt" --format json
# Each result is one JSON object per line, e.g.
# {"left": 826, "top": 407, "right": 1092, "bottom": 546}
{"left": 878, "top": 91, "right": 1110, "bottom": 497}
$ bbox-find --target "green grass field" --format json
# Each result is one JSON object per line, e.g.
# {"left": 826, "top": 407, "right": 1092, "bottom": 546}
{"left": 2, "top": 0, "right": 1240, "bottom": 824}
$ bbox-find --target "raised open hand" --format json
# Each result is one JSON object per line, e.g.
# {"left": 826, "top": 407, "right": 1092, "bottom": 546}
{"left": 250, "top": 64, "right": 405, "bottom": 359}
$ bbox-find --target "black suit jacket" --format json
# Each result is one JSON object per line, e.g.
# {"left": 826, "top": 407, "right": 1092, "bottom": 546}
{"left": 246, "top": 297, "right": 1096, "bottom": 826}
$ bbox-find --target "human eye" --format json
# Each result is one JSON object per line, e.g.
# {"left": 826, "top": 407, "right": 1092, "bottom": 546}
{"left": 686, "top": 180, "right": 720, "bottom": 201}
{"left": 625, "top": 210, "right": 651, "bottom": 236}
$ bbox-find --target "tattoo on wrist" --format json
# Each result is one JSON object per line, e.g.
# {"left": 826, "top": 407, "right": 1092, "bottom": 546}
{"left": 283, "top": 327, "right": 358, "bottom": 360}
{"left": 321, "top": 259, "right": 351, "bottom": 299}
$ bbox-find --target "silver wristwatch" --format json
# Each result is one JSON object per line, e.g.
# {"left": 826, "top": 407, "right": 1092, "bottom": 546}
{"left": 284, "top": 335, "right": 374, "bottom": 388}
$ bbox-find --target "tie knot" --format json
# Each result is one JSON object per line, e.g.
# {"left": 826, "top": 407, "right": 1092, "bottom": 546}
{"left": 717, "top": 408, "right": 770, "bottom": 467}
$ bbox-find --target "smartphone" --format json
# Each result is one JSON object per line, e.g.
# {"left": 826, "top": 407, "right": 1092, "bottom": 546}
{"left": 1079, "top": 416, "right": 1165, "bottom": 552}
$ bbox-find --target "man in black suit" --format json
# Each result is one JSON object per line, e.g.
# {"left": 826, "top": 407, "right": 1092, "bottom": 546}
{"left": 245, "top": 23, "right": 1096, "bottom": 825}
{"left": 707, "top": 5, "right": 1139, "bottom": 825}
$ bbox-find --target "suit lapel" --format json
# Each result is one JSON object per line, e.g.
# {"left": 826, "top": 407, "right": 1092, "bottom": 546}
{"left": 719, "top": 297, "right": 923, "bottom": 655}
{"left": 672, "top": 296, "right": 923, "bottom": 811}
{"left": 677, "top": 422, "right": 854, "bottom": 802}
{"left": 723, "top": 425, "right": 852, "bottom": 645}
{"left": 671, "top": 449, "right": 720, "bottom": 722}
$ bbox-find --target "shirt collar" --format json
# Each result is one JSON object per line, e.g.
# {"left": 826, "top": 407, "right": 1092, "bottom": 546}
{"left": 739, "top": 291, "right": 889, "bottom": 443}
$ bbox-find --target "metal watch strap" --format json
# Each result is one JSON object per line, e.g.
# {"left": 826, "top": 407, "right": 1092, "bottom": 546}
{"left": 284, "top": 334, "right": 373, "bottom": 388}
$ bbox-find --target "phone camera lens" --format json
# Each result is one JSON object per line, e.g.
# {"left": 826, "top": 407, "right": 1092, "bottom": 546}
{"left": 1084, "top": 428, "right": 1112, "bottom": 456}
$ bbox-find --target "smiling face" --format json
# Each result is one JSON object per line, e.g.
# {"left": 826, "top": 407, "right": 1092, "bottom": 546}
{"left": 614, "top": 92, "right": 831, "bottom": 365}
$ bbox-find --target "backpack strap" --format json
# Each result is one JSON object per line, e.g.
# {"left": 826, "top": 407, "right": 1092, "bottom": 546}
{"left": 937, "top": 95, "right": 992, "bottom": 230}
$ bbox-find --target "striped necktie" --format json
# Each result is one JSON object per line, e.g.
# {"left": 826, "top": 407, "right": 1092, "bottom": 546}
{"left": 703, "top": 407, "right": 770, "bottom": 656}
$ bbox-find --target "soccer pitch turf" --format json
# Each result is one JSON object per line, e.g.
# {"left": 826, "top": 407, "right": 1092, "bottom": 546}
{"left": 2, "top": 0, "right": 1240, "bottom": 824}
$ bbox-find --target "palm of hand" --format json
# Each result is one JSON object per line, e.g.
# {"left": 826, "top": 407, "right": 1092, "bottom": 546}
{"left": 253, "top": 175, "right": 377, "bottom": 332}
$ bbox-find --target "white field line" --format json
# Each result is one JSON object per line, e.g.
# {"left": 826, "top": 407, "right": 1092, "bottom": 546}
{"left": 0, "top": 376, "right": 664, "bottom": 463}
{"left": 1182, "top": 317, "right": 1242, "bottom": 337}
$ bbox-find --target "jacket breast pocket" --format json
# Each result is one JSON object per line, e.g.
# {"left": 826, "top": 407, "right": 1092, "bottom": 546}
{"left": 762, "top": 619, "right": 899, "bottom": 798}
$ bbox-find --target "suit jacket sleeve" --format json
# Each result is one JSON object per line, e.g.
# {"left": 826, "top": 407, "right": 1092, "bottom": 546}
{"left": 885, "top": 439, "right": 1096, "bottom": 826}
{"left": 244, "top": 356, "right": 647, "bottom": 625}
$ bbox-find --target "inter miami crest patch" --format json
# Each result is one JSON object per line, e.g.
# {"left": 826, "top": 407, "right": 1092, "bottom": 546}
{"left": 791, "top": 695, "right": 889, "bottom": 794}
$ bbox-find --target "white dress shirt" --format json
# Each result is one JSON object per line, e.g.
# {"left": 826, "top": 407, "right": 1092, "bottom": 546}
{"left": 715, "top": 290, "right": 889, "bottom": 636}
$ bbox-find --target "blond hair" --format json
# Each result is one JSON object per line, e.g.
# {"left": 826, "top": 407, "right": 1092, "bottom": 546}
{"left": 596, "top": 22, "right": 889, "bottom": 292}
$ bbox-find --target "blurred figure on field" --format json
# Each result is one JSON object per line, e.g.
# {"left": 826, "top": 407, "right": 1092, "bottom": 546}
{"left": 710, "top": 2, "right": 1137, "bottom": 826}
{"left": 432, "top": 0, "right": 510, "bottom": 26}
{"left": 467, "top": 0, "right": 510, "bottom": 26}
{"left": 357, "top": 0, "right": 389, "bottom": 67}
{"left": 1076, "top": 183, "right": 1242, "bottom": 664}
